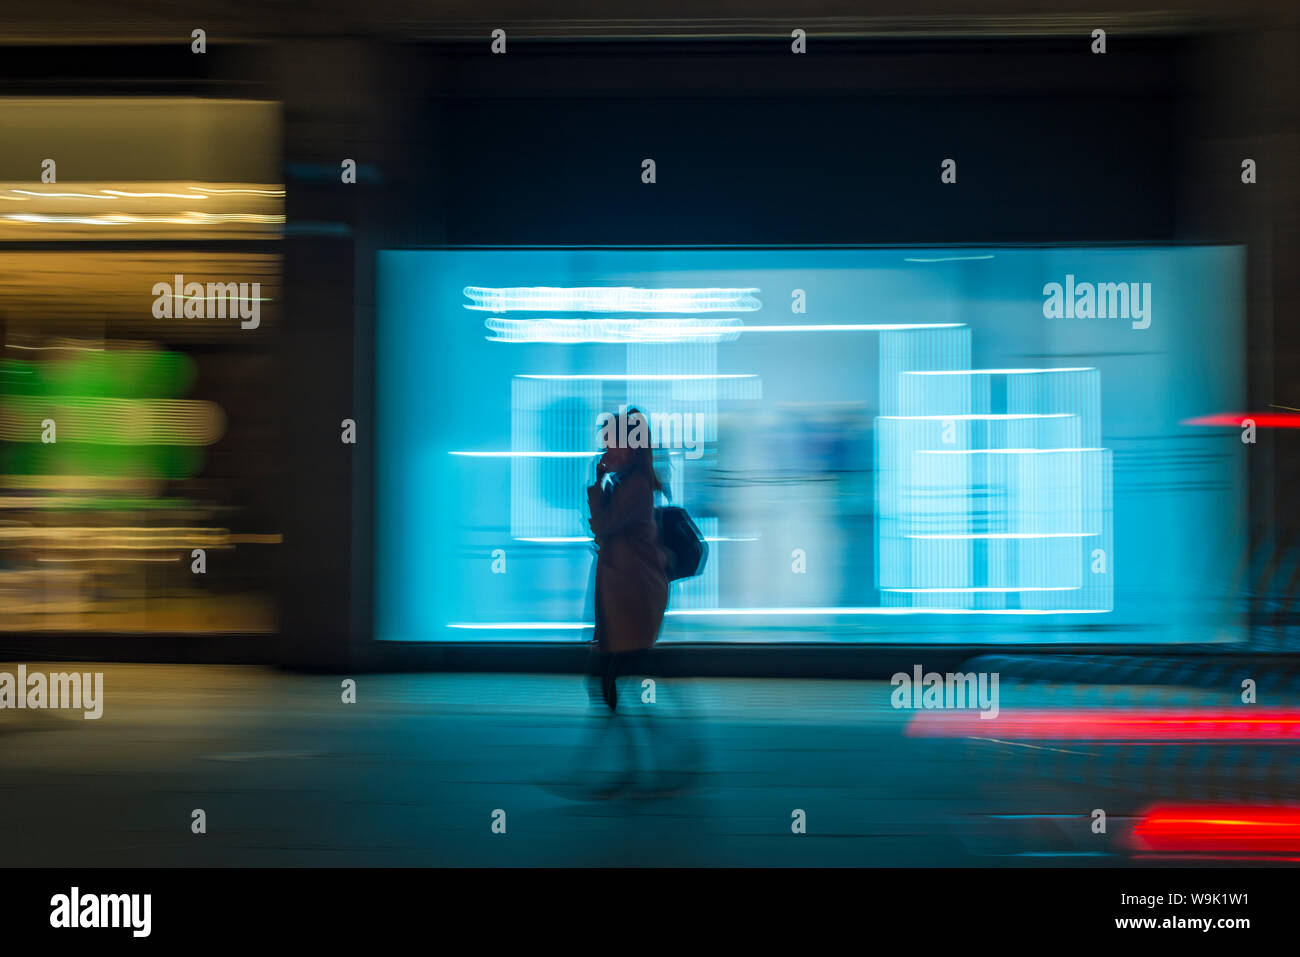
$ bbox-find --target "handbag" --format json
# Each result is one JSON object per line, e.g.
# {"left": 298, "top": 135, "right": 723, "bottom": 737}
{"left": 655, "top": 505, "right": 708, "bottom": 582}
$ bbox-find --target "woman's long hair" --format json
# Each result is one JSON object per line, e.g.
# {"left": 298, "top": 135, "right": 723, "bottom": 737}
{"left": 606, "top": 406, "right": 664, "bottom": 493}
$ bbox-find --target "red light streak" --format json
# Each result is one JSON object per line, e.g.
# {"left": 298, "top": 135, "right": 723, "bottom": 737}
{"left": 1133, "top": 805, "right": 1300, "bottom": 852}
{"left": 905, "top": 708, "right": 1300, "bottom": 740}
{"left": 1183, "top": 412, "right": 1300, "bottom": 428}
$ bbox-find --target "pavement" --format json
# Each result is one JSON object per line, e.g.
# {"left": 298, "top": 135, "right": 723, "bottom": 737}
{"left": 0, "top": 663, "right": 1291, "bottom": 866}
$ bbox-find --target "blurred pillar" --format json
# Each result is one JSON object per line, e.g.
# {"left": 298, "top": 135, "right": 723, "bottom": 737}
{"left": 276, "top": 40, "right": 371, "bottom": 670}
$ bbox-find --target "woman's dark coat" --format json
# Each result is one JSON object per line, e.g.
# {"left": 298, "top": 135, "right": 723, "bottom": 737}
{"left": 587, "top": 469, "right": 669, "bottom": 654}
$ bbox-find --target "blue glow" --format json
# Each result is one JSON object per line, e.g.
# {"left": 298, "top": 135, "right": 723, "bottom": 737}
{"left": 377, "top": 246, "right": 1245, "bottom": 644}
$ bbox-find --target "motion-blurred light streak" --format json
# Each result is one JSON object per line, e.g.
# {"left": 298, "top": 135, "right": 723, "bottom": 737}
{"left": 463, "top": 286, "right": 762, "bottom": 312}
{"left": 1183, "top": 412, "right": 1300, "bottom": 428}
{"left": 1133, "top": 805, "right": 1300, "bottom": 853}
{"left": 907, "top": 708, "right": 1300, "bottom": 739}
{"left": 0, "top": 183, "right": 284, "bottom": 240}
